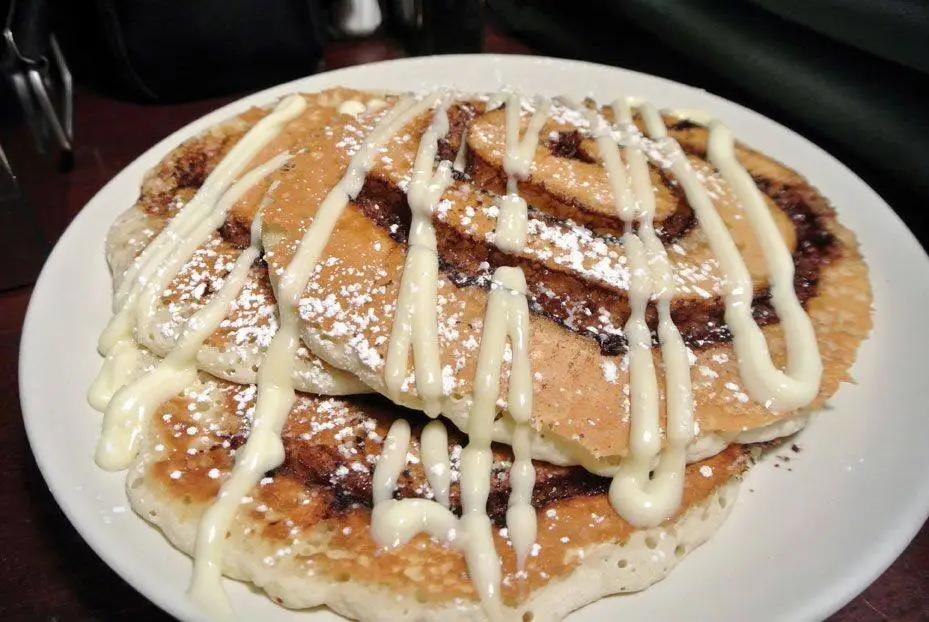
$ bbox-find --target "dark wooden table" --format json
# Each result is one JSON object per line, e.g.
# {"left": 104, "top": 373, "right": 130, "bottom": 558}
{"left": 1, "top": 29, "right": 926, "bottom": 622}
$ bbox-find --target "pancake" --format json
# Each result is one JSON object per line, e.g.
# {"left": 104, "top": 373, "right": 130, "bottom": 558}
{"left": 100, "top": 91, "right": 376, "bottom": 395}
{"left": 126, "top": 371, "right": 747, "bottom": 621}
{"left": 250, "top": 92, "right": 872, "bottom": 467}
{"left": 105, "top": 203, "right": 366, "bottom": 395}
{"left": 88, "top": 87, "right": 873, "bottom": 621}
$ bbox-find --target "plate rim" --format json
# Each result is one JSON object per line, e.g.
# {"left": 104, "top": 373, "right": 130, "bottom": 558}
{"left": 19, "top": 53, "right": 929, "bottom": 622}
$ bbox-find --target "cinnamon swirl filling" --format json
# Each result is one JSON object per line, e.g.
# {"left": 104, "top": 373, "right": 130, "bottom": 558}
{"left": 339, "top": 118, "right": 840, "bottom": 356}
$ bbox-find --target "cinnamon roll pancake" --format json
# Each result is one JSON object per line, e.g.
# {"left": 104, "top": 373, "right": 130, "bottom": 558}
{"left": 94, "top": 90, "right": 375, "bottom": 401}
{"left": 127, "top": 371, "right": 747, "bottom": 621}
{"left": 255, "top": 92, "right": 872, "bottom": 466}
{"left": 88, "top": 87, "right": 871, "bottom": 621}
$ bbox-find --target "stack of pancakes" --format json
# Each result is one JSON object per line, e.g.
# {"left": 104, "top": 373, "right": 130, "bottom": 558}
{"left": 93, "top": 87, "right": 871, "bottom": 621}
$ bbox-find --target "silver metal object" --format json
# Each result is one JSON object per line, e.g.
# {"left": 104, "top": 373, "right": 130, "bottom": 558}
{"left": 25, "top": 36, "right": 72, "bottom": 153}
{"left": 2, "top": 0, "right": 73, "bottom": 159}
{"left": 0, "top": 0, "right": 58, "bottom": 288}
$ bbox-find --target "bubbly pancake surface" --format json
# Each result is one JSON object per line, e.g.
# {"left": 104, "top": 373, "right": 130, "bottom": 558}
{"left": 128, "top": 372, "right": 747, "bottom": 619}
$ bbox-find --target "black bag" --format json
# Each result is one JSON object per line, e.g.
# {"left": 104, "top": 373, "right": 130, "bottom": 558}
{"left": 54, "top": 0, "right": 331, "bottom": 102}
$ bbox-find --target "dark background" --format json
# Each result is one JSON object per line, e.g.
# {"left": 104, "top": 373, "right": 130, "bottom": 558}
{"left": 1, "top": 1, "right": 927, "bottom": 619}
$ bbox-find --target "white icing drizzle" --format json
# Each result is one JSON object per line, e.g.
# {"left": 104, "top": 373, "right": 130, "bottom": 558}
{"left": 638, "top": 105, "right": 821, "bottom": 411}
{"left": 374, "top": 90, "right": 540, "bottom": 604}
{"left": 421, "top": 420, "right": 452, "bottom": 507}
{"left": 102, "top": 96, "right": 307, "bottom": 346}
{"left": 632, "top": 100, "right": 668, "bottom": 140}
{"left": 373, "top": 417, "right": 412, "bottom": 505}
{"left": 507, "top": 415, "right": 536, "bottom": 570}
{"left": 372, "top": 268, "right": 539, "bottom": 610}
{"left": 495, "top": 94, "right": 551, "bottom": 252}
{"left": 96, "top": 241, "right": 260, "bottom": 471}
{"left": 189, "top": 93, "right": 443, "bottom": 617}
{"left": 467, "top": 266, "right": 534, "bottom": 588}
{"left": 93, "top": 157, "right": 291, "bottom": 470}
{"left": 371, "top": 422, "right": 502, "bottom": 610}
{"left": 582, "top": 99, "right": 694, "bottom": 528}
{"left": 89, "top": 95, "right": 307, "bottom": 418}
{"left": 494, "top": 198, "right": 526, "bottom": 255}
{"left": 371, "top": 87, "right": 542, "bottom": 608}
{"left": 707, "top": 123, "right": 822, "bottom": 410}
{"left": 385, "top": 99, "right": 454, "bottom": 416}
{"left": 490, "top": 91, "right": 543, "bottom": 578}
{"left": 87, "top": 145, "right": 283, "bottom": 415}
{"left": 337, "top": 99, "right": 367, "bottom": 115}
{"left": 87, "top": 338, "right": 140, "bottom": 412}
{"left": 90, "top": 101, "right": 306, "bottom": 473}
{"left": 606, "top": 232, "right": 689, "bottom": 527}
{"left": 503, "top": 95, "right": 551, "bottom": 180}
{"left": 457, "top": 442, "right": 501, "bottom": 606}
{"left": 492, "top": 268, "right": 536, "bottom": 569}
{"left": 371, "top": 419, "right": 461, "bottom": 550}
{"left": 133, "top": 151, "right": 293, "bottom": 335}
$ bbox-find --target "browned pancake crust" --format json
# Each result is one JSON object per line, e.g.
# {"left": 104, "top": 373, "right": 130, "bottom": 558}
{"left": 140, "top": 380, "right": 748, "bottom": 607}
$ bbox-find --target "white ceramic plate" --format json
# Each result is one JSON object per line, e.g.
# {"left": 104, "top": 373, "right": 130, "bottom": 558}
{"left": 20, "top": 55, "right": 929, "bottom": 622}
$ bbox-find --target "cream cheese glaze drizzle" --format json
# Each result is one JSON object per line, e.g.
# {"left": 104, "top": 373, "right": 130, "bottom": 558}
{"left": 96, "top": 192, "right": 274, "bottom": 471}
{"left": 466, "top": 266, "right": 535, "bottom": 582}
{"left": 372, "top": 90, "right": 541, "bottom": 612}
{"left": 372, "top": 268, "right": 536, "bottom": 614}
{"left": 90, "top": 96, "right": 308, "bottom": 470}
{"left": 132, "top": 150, "right": 292, "bottom": 342}
{"left": 372, "top": 265, "right": 540, "bottom": 606}
{"left": 189, "top": 93, "right": 445, "bottom": 617}
{"left": 372, "top": 417, "right": 505, "bottom": 618}
{"left": 371, "top": 420, "right": 459, "bottom": 547}
{"left": 421, "top": 419, "right": 452, "bottom": 507}
{"left": 581, "top": 99, "right": 694, "bottom": 528}
{"left": 101, "top": 96, "right": 306, "bottom": 347}
{"left": 88, "top": 95, "right": 308, "bottom": 416}
{"left": 495, "top": 94, "right": 551, "bottom": 252}
{"left": 707, "top": 123, "right": 822, "bottom": 410}
{"left": 488, "top": 269, "right": 536, "bottom": 570}
{"left": 87, "top": 338, "right": 140, "bottom": 412}
{"left": 637, "top": 104, "right": 822, "bottom": 411}
{"left": 493, "top": 94, "right": 538, "bottom": 572}
{"left": 385, "top": 98, "right": 454, "bottom": 416}
{"left": 454, "top": 127, "right": 469, "bottom": 172}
